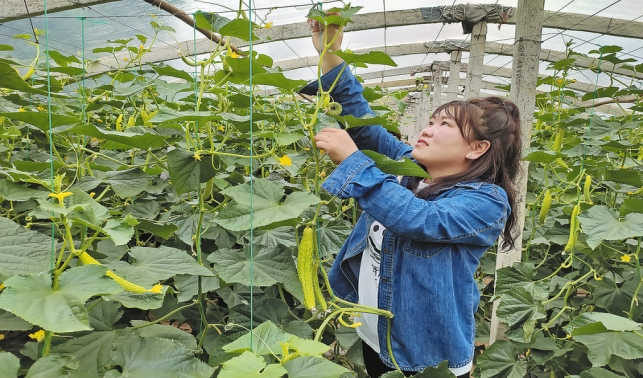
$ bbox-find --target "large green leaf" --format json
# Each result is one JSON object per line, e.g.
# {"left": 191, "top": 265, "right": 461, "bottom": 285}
{"left": 214, "top": 178, "right": 320, "bottom": 231}
{"left": 113, "top": 80, "right": 151, "bottom": 97}
{"left": 219, "top": 19, "right": 259, "bottom": 41}
{"left": 135, "top": 324, "right": 200, "bottom": 352}
{"left": 215, "top": 57, "right": 267, "bottom": 85}
{"left": 287, "top": 336, "right": 331, "bottom": 357}
{"left": 254, "top": 130, "right": 307, "bottom": 146}
{"left": 53, "top": 329, "right": 125, "bottom": 378}
{"left": 578, "top": 368, "right": 627, "bottom": 378}
{"left": 362, "top": 150, "right": 430, "bottom": 178}
{"left": 110, "top": 333, "right": 215, "bottom": 378}
{"left": 495, "top": 263, "right": 549, "bottom": 301}
{"left": 564, "top": 312, "right": 642, "bottom": 336}
{"left": 337, "top": 114, "right": 400, "bottom": 135}
{"left": 194, "top": 12, "right": 232, "bottom": 33}
{"left": 69, "top": 124, "right": 170, "bottom": 150}
{"left": 283, "top": 355, "right": 349, "bottom": 378}
{"left": 103, "top": 168, "right": 153, "bottom": 198}
{"left": 0, "top": 309, "right": 32, "bottom": 330}
{"left": 577, "top": 205, "right": 643, "bottom": 249}
{"left": 104, "top": 246, "right": 214, "bottom": 287}
{"left": 153, "top": 79, "right": 191, "bottom": 100}
{"left": 251, "top": 226, "right": 297, "bottom": 248}
{"left": 107, "top": 289, "right": 167, "bottom": 310}
{"left": 413, "top": 361, "right": 456, "bottom": 378}
{"left": 0, "top": 265, "right": 122, "bottom": 332}
{"left": 496, "top": 288, "right": 546, "bottom": 342}
{"left": 619, "top": 198, "right": 643, "bottom": 216}
{"left": 218, "top": 351, "right": 287, "bottom": 378}
{"left": 135, "top": 219, "right": 178, "bottom": 239}
{"left": 0, "top": 217, "right": 54, "bottom": 280}
{"left": 593, "top": 276, "right": 639, "bottom": 315}
{"left": 475, "top": 340, "right": 527, "bottom": 378}
{"left": 587, "top": 116, "right": 619, "bottom": 139}
{"left": 605, "top": 169, "right": 643, "bottom": 187}
{"left": 574, "top": 331, "right": 643, "bottom": 367}
{"left": 0, "top": 352, "right": 20, "bottom": 378}
{"left": 151, "top": 64, "right": 194, "bottom": 82}
{"left": 0, "top": 61, "right": 51, "bottom": 96}
{"left": 223, "top": 320, "right": 290, "bottom": 355}
{"left": 521, "top": 149, "right": 564, "bottom": 163}
{"left": 166, "top": 149, "right": 202, "bottom": 194}
{"left": 24, "top": 354, "right": 78, "bottom": 378}
{"left": 0, "top": 112, "right": 80, "bottom": 132}
{"left": 331, "top": 50, "right": 397, "bottom": 67}
{"left": 174, "top": 275, "right": 220, "bottom": 302}
{"left": 208, "top": 245, "right": 303, "bottom": 301}
{"left": 317, "top": 220, "right": 352, "bottom": 259}
{"left": 0, "top": 179, "right": 48, "bottom": 201}
{"left": 252, "top": 73, "right": 307, "bottom": 91}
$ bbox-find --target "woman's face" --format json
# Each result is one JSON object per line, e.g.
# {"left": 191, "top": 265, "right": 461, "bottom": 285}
{"left": 411, "top": 109, "right": 474, "bottom": 179}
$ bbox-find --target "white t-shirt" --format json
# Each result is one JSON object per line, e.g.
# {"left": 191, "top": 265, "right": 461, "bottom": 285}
{"left": 356, "top": 181, "right": 473, "bottom": 376}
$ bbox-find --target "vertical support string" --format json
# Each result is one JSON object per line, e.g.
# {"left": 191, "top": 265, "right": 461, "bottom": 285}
{"left": 44, "top": 0, "right": 54, "bottom": 273}
{"left": 43, "top": 0, "right": 56, "bottom": 357}
{"left": 78, "top": 17, "right": 86, "bottom": 126}
{"left": 25, "top": 75, "right": 35, "bottom": 161}
{"left": 315, "top": 1, "right": 324, "bottom": 301}
{"left": 192, "top": 14, "right": 206, "bottom": 342}
{"left": 570, "top": 47, "right": 604, "bottom": 263}
{"left": 247, "top": 0, "right": 255, "bottom": 350}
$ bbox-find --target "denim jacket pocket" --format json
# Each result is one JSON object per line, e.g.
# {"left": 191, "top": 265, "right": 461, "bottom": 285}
{"left": 402, "top": 239, "right": 447, "bottom": 259}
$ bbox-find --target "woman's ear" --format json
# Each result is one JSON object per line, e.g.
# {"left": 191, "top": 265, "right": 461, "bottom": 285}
{"left": 468, "top": 140, "right": 491, "bottom": 160}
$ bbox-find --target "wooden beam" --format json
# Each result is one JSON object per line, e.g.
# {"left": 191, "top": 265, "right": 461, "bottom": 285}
{"left": 490, "top": 0, "right": 545, "bottom": 345}
{"left": 264, "top": 41, "right": 642, "bottom": 80}
{"left": 0, "top": 0, "right": 120, "bottom": 23}
{"left": 464, "top": 22, "right": 486, "bottom": 99}
{"left": 447, "top": 51, "right": 462, "bottom": 101}
{"left": 412, "top": 61, "right": 601, "bottom": 94}
{"left": 432, "top": 69, "right": 442, "bottom": 110}
{"left": 139, "top": 0, "right": 241, "bottom": 54}
{"left": 81, "top": 5, "right": 643, "bottom": 76}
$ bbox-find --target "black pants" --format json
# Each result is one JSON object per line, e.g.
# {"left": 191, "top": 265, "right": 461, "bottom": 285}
{"left": 362, "top": 341, "right": 470, "bottom": 378}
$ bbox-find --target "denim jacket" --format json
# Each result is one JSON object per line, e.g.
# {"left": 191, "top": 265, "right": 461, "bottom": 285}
{"left": 300, "top": 63, "right": 510, "bottom": 371}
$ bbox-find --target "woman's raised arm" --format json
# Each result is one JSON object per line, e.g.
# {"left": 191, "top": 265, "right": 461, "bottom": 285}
{"left": 301, "top": 18, "right": 413, "bottom": 161}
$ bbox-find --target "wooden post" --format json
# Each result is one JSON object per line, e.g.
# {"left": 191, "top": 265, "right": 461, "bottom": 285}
{"left": 489, "top": 0, "right": 545, "bottom": 344}
{"left": 464, "top": 22, "right": 487, "bottom": 99}
{"left": 432, "top": 69, "right": 443, "bottom": 110}
{"left": 447, "top": 51, "right": 462, "bottom": 102}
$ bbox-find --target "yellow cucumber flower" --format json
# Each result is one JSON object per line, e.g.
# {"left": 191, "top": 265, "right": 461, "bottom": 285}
{"left": 49, "top": 192, "right": 73, "bottom": 205}
{"left": 278, "top": 155, "right": 292, "bottom": 166}
{"left": 264, "top": 22, "right": 273, "bottom": 28}
{"left": 29, "top": 330, "right": 46, "bottom": 342}
{"left": 621, "top": 255, "right": 632, "bottom": 263}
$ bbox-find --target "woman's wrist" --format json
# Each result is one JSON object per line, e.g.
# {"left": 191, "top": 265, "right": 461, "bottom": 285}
{"left": 321, "top": 55, "right": 344, "bottom": 75}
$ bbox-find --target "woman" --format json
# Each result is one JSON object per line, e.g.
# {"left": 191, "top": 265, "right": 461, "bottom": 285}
{"left": 302, "top": 18, "right": 522, "bottom": 378}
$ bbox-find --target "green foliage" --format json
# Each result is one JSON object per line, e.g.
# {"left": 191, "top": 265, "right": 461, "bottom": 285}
{"left": 0, "top": 7, "right": 642, "bottom": 378}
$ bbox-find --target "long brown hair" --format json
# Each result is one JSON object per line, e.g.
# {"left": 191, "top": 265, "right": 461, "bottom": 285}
{"left": 405, "top": 97, "right": 522, "bottom": 250}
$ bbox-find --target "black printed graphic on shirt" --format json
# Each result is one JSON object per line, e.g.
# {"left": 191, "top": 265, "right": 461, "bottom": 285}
{"left": 367, "top": 221, "right": 385, "bottom": 284}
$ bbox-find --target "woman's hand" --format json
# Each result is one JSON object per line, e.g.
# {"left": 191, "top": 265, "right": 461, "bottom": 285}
{"left": 308, "top": 14, "right": 344, "bottom": 74}
{"left": 314, "top": 128, "right": 358, "bottom": 165}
